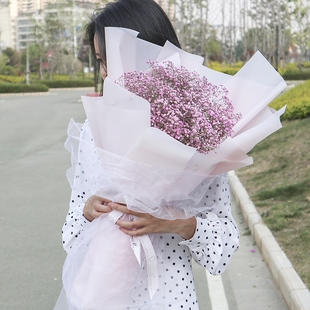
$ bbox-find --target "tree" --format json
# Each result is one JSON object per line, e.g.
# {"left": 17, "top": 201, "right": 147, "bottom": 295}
{"left": 206, "top": 29, "right": 223, "bottom": 61}
{"left": 2, "top": 47, "right": 19, "bottom": 67}
{"left": 291, "top": 0, "right": 310, "bottom": 63}
{"left": 20, "top": 43, "right": 43, "bottom": 73}
{"left": 172, "top": 0, "right": 209, "bottom": 58}
{"left": 244, "top": 0, "right": 293, "bottom": 68}
{"left": 0, "top": 53, "right": 9, "bottom": 72}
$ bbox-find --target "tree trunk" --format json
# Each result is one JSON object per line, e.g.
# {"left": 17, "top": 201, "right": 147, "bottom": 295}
{"left": 25, "top": 43, "right": 30, "bottom": 85}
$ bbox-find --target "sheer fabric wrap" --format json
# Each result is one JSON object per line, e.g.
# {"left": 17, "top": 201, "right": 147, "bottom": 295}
{"left": 58, "top": 120, "right": 223, "bottom": 310}
{"left": 60, "top": 214, "right": 170, "bottom": 310}
{"left": 65, "top": 119, "right": 220, "bottom": 220}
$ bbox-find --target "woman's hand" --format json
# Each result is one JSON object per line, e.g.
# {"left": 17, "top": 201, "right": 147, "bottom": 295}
{"left": 108, "top": 202, "right": 197, "bottom": 240}
{"left": 83, "top": 195, "right": 113, "bottom": 222}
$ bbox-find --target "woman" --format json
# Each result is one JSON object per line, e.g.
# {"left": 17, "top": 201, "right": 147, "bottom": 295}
{"left": 60, "top": 1, "right": 239, "bottom": 309}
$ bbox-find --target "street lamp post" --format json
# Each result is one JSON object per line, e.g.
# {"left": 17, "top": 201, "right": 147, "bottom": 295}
{"left": 25, "top": 42, "right": 30, "bottom": 84}
{"left": 73, "top": 0, "right": 77, "bottom": 59}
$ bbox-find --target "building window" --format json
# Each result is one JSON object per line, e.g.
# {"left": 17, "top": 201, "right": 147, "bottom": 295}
{"left": 19, "top": 19, "right": 28, "bottom": 25}
{"left": 19, "top": 27, "right": 28, "bottom": 32}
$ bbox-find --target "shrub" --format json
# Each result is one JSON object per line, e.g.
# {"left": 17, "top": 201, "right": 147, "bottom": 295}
{"left": 0, "top": 75, "right": 23, "bottom": 83}
{"left": 0, "top": 83, "right": 49, "bottom": 93}
{"left": 282, "top": 70, "right": 310, "bottom": 81}
{"left": 38, "top": 79, "right": 94, "bottom": 88}
{"left": 209, "top": 61, "right": 242, "bottom": 75}
{"left": 0, "top": 65, "right": 18, "bottom": 75}
{"left": 269, "top": 80, "right": 310, "bottom": 120}
{"left": 221, "top": 67, "right": 240, "bottom": 75}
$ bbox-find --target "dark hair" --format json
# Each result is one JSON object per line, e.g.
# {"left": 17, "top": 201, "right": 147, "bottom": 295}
{"left": 86, "top": 0, "right": 181, "bottom": 64}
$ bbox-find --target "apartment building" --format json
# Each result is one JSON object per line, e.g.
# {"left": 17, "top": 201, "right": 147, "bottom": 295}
{"left": 2, "top": 0, "right": 174, "bottom": 52}
{"left": 0, "top": 0, "right": 13, "bottom": 51}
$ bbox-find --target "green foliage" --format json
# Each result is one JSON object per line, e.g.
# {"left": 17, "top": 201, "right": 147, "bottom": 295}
{"left": 270, "top": 80, "right": 310, "bottom": 120}
{"left": 0, "top": 66, "right": 19, "bottom": 75}
{"left": 206, "top": 41, "right": 222, "bottom": 62}
{"left": 0, "top": 54, "right": 9, "bottom": 71}
{"left": 38, "top": 79, "right": 94, "bottom": 88}
{"left": 0, "top": 75, "right": 24, "bottom": 83}
{"left": 282, "top": 62, "right": 298, "bottom": 71}
{"left": 220, "top": 67, "right": 240, "bottom": 75}
{"left": 205, "top": 29, "right": 223, "bottom": 62}
{"left": 21, "top": 43, "right": 45, "bottom": 73}
{"left": 2, "top": 47, "right": 19, "bottom": 67}
{"left": 278, "top": 62, "right": 310, "bottom": 80}
{"left": 254, "top": 182, "right": 309, "bottom": 200}
{"left": 0, "top": 83, "right": 49, "bottom": 93}
{"left": 208, "top": 61, "right": 243, "bottom": 75}
{"left": 282, "top": 71, "right": 310, "bottom": 80}
{"left": 211, "top": 61, "right": 310, "bottom": 80}
{"left": 236, "top": 117, "right": 310, "bottom": 288}
{"left": 262, "top": 203, "right": 309, "bottom": 232}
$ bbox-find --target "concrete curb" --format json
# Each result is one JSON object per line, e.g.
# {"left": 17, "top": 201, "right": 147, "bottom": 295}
{"left": 0, "top": 87, "right": 94, "bottom": 97}
{"left": 228, "top": 171, "right": 310, "bottom": 310}
{"left": 0, "top": 92, "right": 50, "bottom": 96}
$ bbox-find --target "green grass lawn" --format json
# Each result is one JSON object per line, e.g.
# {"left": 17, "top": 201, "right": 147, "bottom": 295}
{"left": 236, "top": 117, "right": 310, "bottom": 289}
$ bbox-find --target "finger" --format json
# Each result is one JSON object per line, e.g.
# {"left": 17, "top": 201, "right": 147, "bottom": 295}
{"left": 94, "top": 200, "right": 112, "bottom": 213}
{"left": 94, "top": 196, "right": 112, "bottom": 204}
{"left": 119, "top": 226, "right": 148, "bottom": 237}
{"left": 116, "top": 218, "right": 144, "bottom": 230}
{"left": 108, "top": 202, "right": 145, "bottom": 217}
{"left": 91, "top": 210, "right": 106, "bottom": 219}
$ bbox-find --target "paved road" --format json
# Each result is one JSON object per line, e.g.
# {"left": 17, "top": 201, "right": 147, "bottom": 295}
{"left": 0, "top": 90, "right": 87, "bottom": 310}
{"left": 193, "top": 195, "right": 288, "bottom": 310}
{"left": 0, "top": 90, "right": 288, "bottom": 309}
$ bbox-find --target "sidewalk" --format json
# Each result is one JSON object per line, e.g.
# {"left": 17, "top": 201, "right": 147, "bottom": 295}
{"left": 228, "top": 171, "right": 310, "bottom": 310}
{"left": 193, "top": 179, "right": 289, "bottom": 310}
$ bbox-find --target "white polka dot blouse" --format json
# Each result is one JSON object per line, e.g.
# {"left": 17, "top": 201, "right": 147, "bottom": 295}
{"left": 61, "top": 120, "right": 240, "bottom": 310}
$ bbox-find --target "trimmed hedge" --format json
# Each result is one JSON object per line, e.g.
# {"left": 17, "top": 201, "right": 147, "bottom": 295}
{"left": 0, "top": 83, "right": 49, "bottom": 93}
{"left": 38, "top": 80, "right": 94, "bottom": 88}
{"left": 209, "top": 61, "right": 242, "bottom": 76}
{"left": 0, "top": 75, "right": 23, "bottom": 83}
{"left": 221, "top": 68, "right": 240, "bottom": 75}
{"left": 270, "top": 80, "right": 310, "bottom": 120}
{"left": 282, "top": 71, "right": 310, "bottom": 81}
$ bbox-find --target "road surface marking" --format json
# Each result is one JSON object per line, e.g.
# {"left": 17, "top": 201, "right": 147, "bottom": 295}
{"left": 206, "top": 271, "right": 229, "bottom": 310}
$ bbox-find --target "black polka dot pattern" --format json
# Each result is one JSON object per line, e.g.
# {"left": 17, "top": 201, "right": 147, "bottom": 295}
{"left": 62, "top": 120, "right": 240, "bottom": 309}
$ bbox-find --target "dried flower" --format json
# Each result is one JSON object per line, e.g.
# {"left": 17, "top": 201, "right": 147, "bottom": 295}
{"left": 116, "top": 61, "right": 241, "bottom": 154}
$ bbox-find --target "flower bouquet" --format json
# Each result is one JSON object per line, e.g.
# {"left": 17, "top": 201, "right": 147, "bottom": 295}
{"left": 116, "top": 60, "right": 241, "bottom": 155}
{"left": 61, "top": 27, "right": 286, "bottom": 309}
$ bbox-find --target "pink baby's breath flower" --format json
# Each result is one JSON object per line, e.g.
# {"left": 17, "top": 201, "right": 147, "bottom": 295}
{"left": 116, "top": 61, "right": 241, "bottom": 154}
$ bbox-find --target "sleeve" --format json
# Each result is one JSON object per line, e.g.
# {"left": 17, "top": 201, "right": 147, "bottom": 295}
{"left": 61, "top": 120, "right": 99, "bottom": 253}
{"left": 179, "top": 175, "right": 239, "bottom": 275}
{"left": 62, "top": 190, "right": 90, "bottom": 253}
